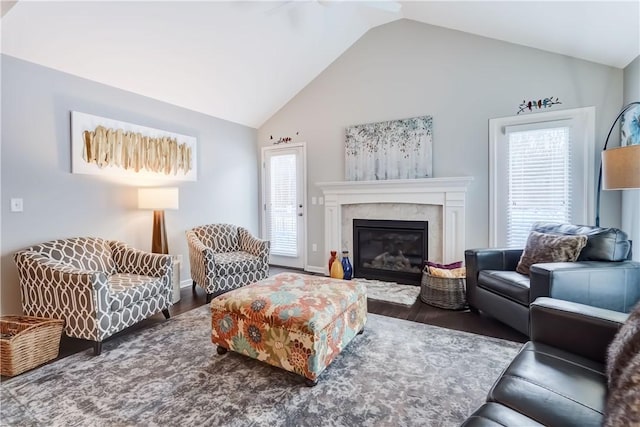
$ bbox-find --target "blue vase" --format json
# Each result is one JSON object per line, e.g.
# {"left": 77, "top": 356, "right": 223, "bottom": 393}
{"left": 341, "top": 250, "right": 353, "bottom": 280}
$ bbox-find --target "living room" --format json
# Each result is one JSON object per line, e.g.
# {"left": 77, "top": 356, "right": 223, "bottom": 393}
{"left": 1, "top": 1, "right": 640, "bottom": 426}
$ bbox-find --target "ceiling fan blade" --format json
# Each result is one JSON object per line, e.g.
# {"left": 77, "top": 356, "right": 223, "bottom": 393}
{"left": 318, "top": 0, "right": 401, "bottom": 13}
{"left": 364, "top": 1, "right": 402, "bottom": 13}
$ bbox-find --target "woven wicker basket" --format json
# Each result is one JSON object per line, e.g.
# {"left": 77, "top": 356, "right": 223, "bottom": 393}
{"left": 0, "top": 315, "right": 64, "bottom": 377}
{"left": 420, "top": 272, "right": 468, "bottom": 310}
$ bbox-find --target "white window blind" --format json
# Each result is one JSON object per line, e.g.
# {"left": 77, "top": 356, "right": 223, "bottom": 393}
{"left": 267, "top": 154, "right": 298, "bottom": 257}
{"left": 506, "top": 126, "right": 572, "bottom": 247}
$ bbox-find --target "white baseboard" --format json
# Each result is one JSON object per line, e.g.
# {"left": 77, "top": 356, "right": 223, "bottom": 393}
{"left": 180, "top": 279, "right": 192, "bottom": 288}
{"left": 305, "top": 265, "right": 327, "bottom": 275}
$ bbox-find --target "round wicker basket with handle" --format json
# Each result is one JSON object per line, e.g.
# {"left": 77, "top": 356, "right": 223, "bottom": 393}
{"left": 420, "top": 271, "right": 468, "bottom": 310}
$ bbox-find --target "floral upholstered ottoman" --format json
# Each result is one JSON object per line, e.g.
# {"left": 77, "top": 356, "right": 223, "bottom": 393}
{"left": 210, "top": 272, "right": 367, "bottom": 386}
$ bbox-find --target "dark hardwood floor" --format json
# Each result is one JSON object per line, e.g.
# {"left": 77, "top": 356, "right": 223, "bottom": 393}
{"left": 49, "top": 266, "right": 526, "bottom": 365}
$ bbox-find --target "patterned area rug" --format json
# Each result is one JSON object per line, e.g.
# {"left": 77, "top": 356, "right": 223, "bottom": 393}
{"left": 354, "top": 278, "right": 421, "bottom": 305}
{"left": 1, "top": 306, "right": 522, "bottom": 426}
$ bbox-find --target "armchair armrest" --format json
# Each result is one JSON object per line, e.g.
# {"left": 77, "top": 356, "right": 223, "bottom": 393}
{"left": 14, "top": 251, "right": 110, "bottom": 341}
{"left": 465, "top": 248, "right": 523, "bottom": 308}
{"left": 186, "top": 230, "right": 216, "bottom": 286}
{"left": 110, "top": 241, "right": 173, "bottom": 281}
{"left": 465, "top": 248, "right": 524, "bottom": 272}
{"left": 529, "top": 260, "right": 640, "bottom": 311}
{"left": 238, "top": 227, "right": 270, "bottom": 261}
{"left": 530, "top": 297, "right": 627, "bottom": 363}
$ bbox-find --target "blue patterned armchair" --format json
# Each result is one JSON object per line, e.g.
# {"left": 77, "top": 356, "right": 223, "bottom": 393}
{"left": 14, "top": 237, "right": 173, "bottom": 355}
{"left": 186, "top": 224, "right": 270, "bottom": 302}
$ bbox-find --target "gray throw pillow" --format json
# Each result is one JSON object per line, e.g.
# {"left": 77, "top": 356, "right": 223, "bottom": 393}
{"left": 515, "top": 231, "right": 588, "bottom": 275}
{"left": 605, "top": 301, "right": 640, "bottom": 426}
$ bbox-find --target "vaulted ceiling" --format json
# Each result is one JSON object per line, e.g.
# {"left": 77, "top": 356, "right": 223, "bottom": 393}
{"left": 2, "top": 1, "right": 638, "bottom": 128}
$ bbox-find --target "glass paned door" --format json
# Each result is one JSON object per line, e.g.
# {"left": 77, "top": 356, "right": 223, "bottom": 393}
{"left": 262, "top": 145, "right": 305, "bottom": 268}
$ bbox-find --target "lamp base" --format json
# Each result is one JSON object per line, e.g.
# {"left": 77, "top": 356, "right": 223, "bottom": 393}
{"left": 152, "top": 210, "right": 168, "bottom": 254}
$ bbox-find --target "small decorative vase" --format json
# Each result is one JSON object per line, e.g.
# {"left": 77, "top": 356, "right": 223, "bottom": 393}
{"left": 328, "top": 251, "right": 337, "bottom": 272}
{"left": 330, "top": 256, "right": 344, "bottom": 279}
{"left": 341, "top": 250, "right": 353, "bottom": 280}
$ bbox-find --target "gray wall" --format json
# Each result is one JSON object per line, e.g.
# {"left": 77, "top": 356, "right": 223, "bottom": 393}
{"left": 1, "top": 55, "right": 259, "bottom": 314}
{"left": 258, "top": 19, "right": 624, "bottom": 270}
{"left": 622, "top": 55, "right": 640, "bottom": 261}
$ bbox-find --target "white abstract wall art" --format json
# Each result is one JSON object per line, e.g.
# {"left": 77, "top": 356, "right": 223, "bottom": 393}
{"left": 71, "top": 111, "right": 197, "bottom": 181}
{"left": 345, "top": 115, "right": 433, "bottom": 181}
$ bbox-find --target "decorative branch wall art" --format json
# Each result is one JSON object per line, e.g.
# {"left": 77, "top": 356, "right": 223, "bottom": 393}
{"left": 345, "top": 115, "right": 433, "bottom": 181}
{"left": 82, "top": 127, "right": 193, "bottom": 175}
{"left": 517, "top": 97, "right": 562, "bottom": 114}
{"left": 71, "top": 112, "right": 197, "bottom": 181}
{"left": 270, "top": 132, "right": 299, "bottom": 144}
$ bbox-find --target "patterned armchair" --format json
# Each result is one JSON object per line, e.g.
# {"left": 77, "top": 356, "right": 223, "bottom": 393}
{"left": 186, "top": 224, "right": 270, "bottom": 302}
{"left": 14, "top": 237, "right": 173, "bottom": 355}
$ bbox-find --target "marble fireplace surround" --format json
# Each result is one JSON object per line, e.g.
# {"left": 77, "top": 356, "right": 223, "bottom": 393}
{"left": 317, "top": 177, "right": 473, "bottom": 270}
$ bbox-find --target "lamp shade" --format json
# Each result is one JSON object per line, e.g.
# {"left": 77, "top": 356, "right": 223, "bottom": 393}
{"left": 138, "top": 188, "right": 179, "bottom": 210}
{"left": 602, "top": 145, "right": 640, "bottom": 190}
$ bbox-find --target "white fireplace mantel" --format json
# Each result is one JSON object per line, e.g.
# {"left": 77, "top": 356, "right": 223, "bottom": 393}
{"left": 316, "top": 177, "right": 473, "bottom": 264}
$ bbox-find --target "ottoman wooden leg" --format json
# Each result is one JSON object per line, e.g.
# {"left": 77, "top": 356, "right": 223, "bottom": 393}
{"left": 206, "top": 293, "right": 213, "bottom": 304}
{"left": 305, "top": 378, "right": 318, "bottom": 387}
{"left": 358, "top": 327, "right": 364, "bottom": 335}
{"left": 217, "top": 346, "right": 228, "bottom": 355}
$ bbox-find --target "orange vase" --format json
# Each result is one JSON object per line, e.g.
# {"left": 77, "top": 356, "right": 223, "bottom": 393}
{"left": 330, "top": 256, "right": 344, "bottom": 279}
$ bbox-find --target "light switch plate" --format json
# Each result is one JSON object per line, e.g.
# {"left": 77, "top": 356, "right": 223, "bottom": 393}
{"left": 10, "top": 198, "right": 23, "bottom": 212}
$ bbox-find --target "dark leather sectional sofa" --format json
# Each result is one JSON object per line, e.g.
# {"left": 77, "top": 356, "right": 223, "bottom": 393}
{"left": 462, "top": 297, "right": 628, "bottom": 426}
{"left": 465, "top": 223, "right": 640, "bottom": 336}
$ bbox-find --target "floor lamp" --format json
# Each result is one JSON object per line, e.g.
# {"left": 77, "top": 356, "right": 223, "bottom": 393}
{"left": 595, "top": 101, "right": 640, "bottom": 226}
{"left": 138, "top": 187, "right": 179, "bottom": 254}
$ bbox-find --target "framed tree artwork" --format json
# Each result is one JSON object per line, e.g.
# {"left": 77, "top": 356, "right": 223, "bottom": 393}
{"left": 345, "top": 115, "right": 433, "bottom": 181}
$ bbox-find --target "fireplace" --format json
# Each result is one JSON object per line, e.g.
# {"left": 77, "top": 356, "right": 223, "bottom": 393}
{"left": 353, "top": 219, "right": 428, "bottom": 285}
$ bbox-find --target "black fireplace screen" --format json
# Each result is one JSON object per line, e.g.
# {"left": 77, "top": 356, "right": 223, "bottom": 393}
{"left": 353, "top": 219, "right": 428, "bottom": 285}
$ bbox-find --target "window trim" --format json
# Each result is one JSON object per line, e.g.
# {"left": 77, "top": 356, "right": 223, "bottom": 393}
{"left": 488, "top": 107, "right": 595, "bottom": 247}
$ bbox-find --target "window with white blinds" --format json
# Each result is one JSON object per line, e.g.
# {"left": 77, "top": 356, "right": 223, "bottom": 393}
{"left": 506, "top": 126, "right": 571, "bottom": 247}
{"left": 489, "top": 107, "right": 595, "bottom": 248}
{"left": 266, "top": 153, "right": 298, "bottom": 257}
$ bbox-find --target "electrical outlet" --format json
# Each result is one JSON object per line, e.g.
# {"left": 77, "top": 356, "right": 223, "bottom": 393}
{"left": 176, "top": 254, "right": 183, "bottom": 264}
{"left": 311, "top": 197, "right": 317, "bottom": 205}
{"left": 318, "top": 197, "right": 324, "bottom": 205}
{"left": 312, "top": 243, "right": 317, "bottom": 252}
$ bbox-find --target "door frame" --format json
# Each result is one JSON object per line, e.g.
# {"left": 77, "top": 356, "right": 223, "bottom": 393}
{"left": 260, "top": 142, "right": 307, "bottom": 269}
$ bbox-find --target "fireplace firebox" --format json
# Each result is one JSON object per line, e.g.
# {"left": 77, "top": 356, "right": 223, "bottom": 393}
{"left": 352, "top": 219, "right": 428, "bottom": 285}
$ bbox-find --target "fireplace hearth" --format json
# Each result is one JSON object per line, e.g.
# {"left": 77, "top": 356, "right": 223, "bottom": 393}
{"left": 353, "top": 219, "right": 428, "bottom": 285}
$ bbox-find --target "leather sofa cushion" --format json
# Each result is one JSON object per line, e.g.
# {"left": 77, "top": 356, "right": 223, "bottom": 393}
{"left": 461, "top": 402, "right": 543, "bottom": 427}
{"left": 487, "top": 342, "right": 607, "bottom": 427}
{"left": 532, "top": 222, "right": 631, "bottom": 262}
{"left": 214, "top": 251, "right": 263, "bottom": 275}
{"left": 478, "top": 271, "right": 530, "bottom": 305}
